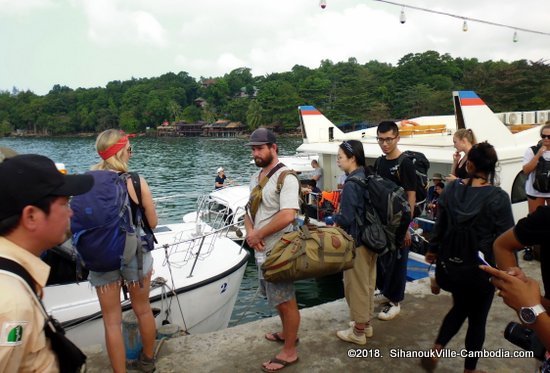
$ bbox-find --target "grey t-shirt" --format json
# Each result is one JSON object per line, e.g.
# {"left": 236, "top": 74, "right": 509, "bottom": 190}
{"left": 249, "top": 165, "right": 300, "bottom": 252}
{"left": 312, "top": 167, "right": 323, "bottom": 190}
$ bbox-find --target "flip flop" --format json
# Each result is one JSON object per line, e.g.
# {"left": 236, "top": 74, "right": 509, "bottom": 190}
{"left": 264, "top": 332, "right": 299, "bottom": 344}
{"left": 261, "top": 357, "right": 299, "bottom": 372}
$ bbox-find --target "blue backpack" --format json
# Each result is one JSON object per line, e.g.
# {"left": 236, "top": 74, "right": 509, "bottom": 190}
{"left": 70, "top": 170, "right": 155, "bottom": 273}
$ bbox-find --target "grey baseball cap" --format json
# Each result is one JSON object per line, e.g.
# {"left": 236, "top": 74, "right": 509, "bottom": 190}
{"left": 245, "top": 128, "right": 277, "bottom": 146}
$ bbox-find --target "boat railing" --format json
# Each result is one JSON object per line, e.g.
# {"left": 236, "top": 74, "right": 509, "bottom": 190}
{"left": 157, "top": 222, "right": 243, "bottom": 278}
{"left": 192, "top": 193, "right": 246, "bottom": 237}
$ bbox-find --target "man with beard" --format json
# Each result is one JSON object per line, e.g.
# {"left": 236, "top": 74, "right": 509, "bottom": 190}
{"left": 244, "top": 128, "right": 301, "bottom": 372}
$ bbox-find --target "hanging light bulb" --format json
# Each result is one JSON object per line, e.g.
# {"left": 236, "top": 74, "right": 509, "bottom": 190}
{"left": 462, "top": 20, "right": 468, "bottom": 32}
{"left": 399, "top": 8, "right": 406, "bottom": 24}
{"left": 319, "top": 0, "right": 327, "bottom": 9}
{"left": 513, "top": 30, "right": 518, "bottom": 42}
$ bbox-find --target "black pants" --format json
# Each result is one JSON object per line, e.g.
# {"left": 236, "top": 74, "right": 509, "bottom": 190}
{"left": 435, "top": 278, "right": 495, "bottom": 370}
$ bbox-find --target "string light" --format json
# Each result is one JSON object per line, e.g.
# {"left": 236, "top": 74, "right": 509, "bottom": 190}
{"left": 399, "top": 7, "right": 406, "bottom": 24}
{"left": 462, "top": 20, "right": 468, "bottom": 32}
{"left": 513, "top": 30, "right": 518, "bottom": 43}
{"left": 372, "top": 0, "right": 550, "bottom": 38}
{"left": 319, "top": 0, "right": 327, "bottom": 9}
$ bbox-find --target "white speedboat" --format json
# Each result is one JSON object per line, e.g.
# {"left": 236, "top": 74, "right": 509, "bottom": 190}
{"left": 183, "top": 185, "right": 250, "bottom": 242}
{"left": 42, "top": 221, "right": 249, "bottom": 348}
{"left": 297, "top": 91, "right": 548, "bottom": 221}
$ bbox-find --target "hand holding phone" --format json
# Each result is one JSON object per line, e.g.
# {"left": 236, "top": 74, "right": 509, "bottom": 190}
{"left": 478, "top": 251, "right": 493, "bottom": 267}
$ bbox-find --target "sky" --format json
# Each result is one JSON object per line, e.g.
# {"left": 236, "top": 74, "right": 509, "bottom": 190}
{"left": 1, "top": 0, "right": 549, "bottom": 96}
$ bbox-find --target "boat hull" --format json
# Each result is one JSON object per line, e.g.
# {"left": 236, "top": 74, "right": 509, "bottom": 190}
{"left": 42, "top": 222, "right": 249, "bottom": 348}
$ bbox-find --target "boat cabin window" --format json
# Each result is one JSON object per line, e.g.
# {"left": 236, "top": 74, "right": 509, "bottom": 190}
{"left": 510, "top": 171, "right": 528, "bottom": 204}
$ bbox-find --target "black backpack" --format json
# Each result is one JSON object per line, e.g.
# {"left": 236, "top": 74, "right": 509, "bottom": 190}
{"left": 531, "top": 145, "right": 550, "bottom": 193}
{"left": 435, "top": 186, "right": 497, "bottom": 291}
{"left": 347, "top": 175, "right": 411, "bottom": 256}
{"left": 397, "top": 150, "right": 430, "bottom": 206}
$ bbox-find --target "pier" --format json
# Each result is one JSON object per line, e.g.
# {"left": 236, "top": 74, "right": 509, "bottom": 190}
{"left": 83, "top": 255, "right": 542, "bottom": 372}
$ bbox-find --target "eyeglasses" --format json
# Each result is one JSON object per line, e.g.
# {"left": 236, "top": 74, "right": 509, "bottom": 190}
{"left": 541, "top": 135, "right": 550, "bottom": 140}
{"left": 376, "top": 136, "right": 397, "bottom": 144}
{"left": 127, "top": 146, "right": 133, "bottom": 153}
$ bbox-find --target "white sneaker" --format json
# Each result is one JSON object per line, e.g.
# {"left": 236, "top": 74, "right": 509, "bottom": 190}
{"left": 348, "top": 321, "right": 373, "bottom": 338}
{"left": 336, "top": 327, "right": 367, "bottom": 345}
{"left": 378, "top": 302, "right": 400, "bottom": 321}
{"left": 374, "top": 290, "right": 387, "bottom": 304}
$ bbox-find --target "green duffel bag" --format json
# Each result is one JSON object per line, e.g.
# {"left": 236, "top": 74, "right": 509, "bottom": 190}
{"left": 262, "top": 224, "right": 355, "bottom": 283}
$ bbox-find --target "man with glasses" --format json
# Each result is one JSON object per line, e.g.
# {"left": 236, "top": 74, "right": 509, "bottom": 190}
{"left": 373, "top": 121, "right": 416, "bottom": 321}
{"left": 0, "top": 154, "right": 93, "bottom": 372}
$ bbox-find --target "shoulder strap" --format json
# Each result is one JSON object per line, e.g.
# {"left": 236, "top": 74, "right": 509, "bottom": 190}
{"left": 246, "top": 163, "right": 286, "bottom": 221}
{"left": 128, "top": 172, "right": 157, "bottom": 243}
{"left": 0, "top": 257, "right": 36, "bottom": 294}
{"left": 532, "top": 145, "right": 541, "bottom": 156}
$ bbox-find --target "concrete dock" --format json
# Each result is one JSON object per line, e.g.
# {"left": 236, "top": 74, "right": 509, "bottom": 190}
{"left": 83, "top": 255, "right": 543, "bottom": 372}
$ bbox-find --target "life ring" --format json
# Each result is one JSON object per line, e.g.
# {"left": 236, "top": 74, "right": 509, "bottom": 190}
{"left": 400, "top": 120, "right": 420, "bottom": 127}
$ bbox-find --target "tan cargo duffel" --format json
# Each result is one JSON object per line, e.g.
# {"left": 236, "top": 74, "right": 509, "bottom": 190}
{"left": 262, "top": 224, "right": 355, "bottom": 283}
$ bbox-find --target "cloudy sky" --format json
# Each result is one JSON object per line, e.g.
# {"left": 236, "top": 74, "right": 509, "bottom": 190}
{"left": 1, "top": 0, "right": 549, "bottom": 95}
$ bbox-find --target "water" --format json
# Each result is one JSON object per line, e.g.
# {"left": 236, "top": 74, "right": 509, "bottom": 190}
{"left": 0, "top": 135, "right": 344, "bottom": 325}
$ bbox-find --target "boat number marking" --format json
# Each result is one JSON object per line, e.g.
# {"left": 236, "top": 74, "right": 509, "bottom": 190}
{"left": 220, "top": 283, "right": 228, "bottom": 294}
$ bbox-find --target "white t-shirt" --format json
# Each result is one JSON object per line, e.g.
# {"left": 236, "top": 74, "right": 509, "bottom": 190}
{"left": 523, "top": 146, "right": 550, "bottom": 198}
{"left": 249, "top": 165, "right": 300, "bottom": 252}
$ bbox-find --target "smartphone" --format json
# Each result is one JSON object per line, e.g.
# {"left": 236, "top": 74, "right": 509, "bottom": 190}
{"left": 478, "top": 251, "right": 493, "bottom": 267}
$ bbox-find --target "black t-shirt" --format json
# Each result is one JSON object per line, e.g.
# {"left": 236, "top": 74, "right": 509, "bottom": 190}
{"left": 376, "top": 155, "right": 416, "bottom": 192}
{"left": 455, "top": 159, "right": 468, "bottom": 179}
{"left": 515, "top": 206, "right": 550, "bottom": 297}
{"left": 215, "top": 175, "right": 226, "bottom": 189}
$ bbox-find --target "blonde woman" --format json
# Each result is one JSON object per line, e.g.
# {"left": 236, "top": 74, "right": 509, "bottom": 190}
{"left": 447, "top": 128, "right": 477, "bottom": 182}
{"left": 91, "top": 129, "right": 158, "bottom": 373}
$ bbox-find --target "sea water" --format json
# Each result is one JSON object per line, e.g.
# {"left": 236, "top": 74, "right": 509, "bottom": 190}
{"left": 0, "top": 135, "right": 344, "bottom": 325}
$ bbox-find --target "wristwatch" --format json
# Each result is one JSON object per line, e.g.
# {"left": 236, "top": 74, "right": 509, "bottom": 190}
{"left": 519, "top": 304, "right": 546, "bottom": 324}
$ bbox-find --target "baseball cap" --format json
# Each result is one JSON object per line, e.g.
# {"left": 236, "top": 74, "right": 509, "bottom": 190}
{"left": 431, "top": 173, "right": 443, "bottom": 180}
{"left": 217, "top": 167, "right": 224, "bottom": 173}
{"left": 245, "top": 128, "right": 277, "bottom": 146}
{"left": 0, "top": 154, "right": 94, "bottom": 221}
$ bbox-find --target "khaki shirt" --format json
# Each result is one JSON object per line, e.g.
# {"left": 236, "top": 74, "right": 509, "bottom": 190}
{"left": 0, "top": 237, "right": 59, "bottom": 373}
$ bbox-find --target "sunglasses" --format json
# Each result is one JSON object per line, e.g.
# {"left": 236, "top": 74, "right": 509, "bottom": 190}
{"left": 542, "top": 135, "right": 550, "bottom": 140}
{"left": 127, "top": 146, "right": 133, "bottom": 153}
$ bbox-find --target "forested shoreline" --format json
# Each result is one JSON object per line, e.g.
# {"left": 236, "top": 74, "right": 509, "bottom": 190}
{"left": 1, "top": 51, "right": 549, "bottom": 136}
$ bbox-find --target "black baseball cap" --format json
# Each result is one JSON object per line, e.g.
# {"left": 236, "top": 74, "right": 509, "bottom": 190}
{"left": 245, "top": 128, "right": 277, "bottom": 146}
{"left": 0, "top": 154, "right": 94, "bottom": 220}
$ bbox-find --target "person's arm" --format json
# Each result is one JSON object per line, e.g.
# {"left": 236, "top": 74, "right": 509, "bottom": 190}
{"left": 493, "top": 228, "right": 522, "bottom": 271}
{"left": 523, "top": 146, "right": 545, "bottom": 174}
{"left": 481, "top": 266, "right": 550, "bottom": 350}
{"left": 0, "top": 297, "right": 35, "bottom": 372}
{"left": 127, "top": 176, "right": 158, "bottom": 228}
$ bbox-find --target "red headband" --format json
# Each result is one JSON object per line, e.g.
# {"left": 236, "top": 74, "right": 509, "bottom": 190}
{"left": 98, "top": 134, "right": 134, "bottom": 160}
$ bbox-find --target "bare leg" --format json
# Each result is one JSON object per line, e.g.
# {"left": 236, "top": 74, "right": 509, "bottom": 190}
{"left": 263, "top": 298, "right": 300, "bottom": 371}
{"left": 96, "top": 282, "right": 125, "bottom": 373}
{"left": 128, "top": 271, "right": 156, "bottom": 359}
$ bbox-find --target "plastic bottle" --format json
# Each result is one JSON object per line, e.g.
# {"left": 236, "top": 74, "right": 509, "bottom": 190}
{"left": 255, "top": 251, "right": 266, "bottom": 280}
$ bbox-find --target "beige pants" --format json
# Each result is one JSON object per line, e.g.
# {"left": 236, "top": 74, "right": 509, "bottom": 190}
{"left": 343, "top": 245, "right": 377, "bottom": 324}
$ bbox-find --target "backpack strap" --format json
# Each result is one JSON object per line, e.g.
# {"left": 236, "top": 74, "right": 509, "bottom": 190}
{"left": 276, "top": 169, "right": 307, "bottom": 223}
{"left": 0, "top": 257, "right": 36, "bottom": 294}
{"left": 128, "top": 172, "right": 157, "bottom": 244}
{"left": 246, "top": 162, "right": 285, "bottom": 221}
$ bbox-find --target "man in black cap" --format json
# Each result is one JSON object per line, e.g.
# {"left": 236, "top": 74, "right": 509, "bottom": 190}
{"left": 0, "top": 154, "right": 93, "bottom": 372}
{"left": 244, "top": 128, "right": 302, "bottom": 372}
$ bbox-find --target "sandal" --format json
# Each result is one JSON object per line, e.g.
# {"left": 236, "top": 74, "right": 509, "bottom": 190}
{"left": 264, "top": 332, "right": 299, "bottom": 344}
{"left": 261, "top": 357, "right": 299, "bottom": 372}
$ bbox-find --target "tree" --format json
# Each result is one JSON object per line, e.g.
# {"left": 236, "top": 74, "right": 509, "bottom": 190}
{"left": 246, "top": 100, "right": 263, "bottom": 130}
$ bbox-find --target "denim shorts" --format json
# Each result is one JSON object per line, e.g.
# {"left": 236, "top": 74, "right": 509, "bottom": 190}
{"left": 260, "top": 279, "right": 295, "bottom": 308}
{"left": 88, "top": 251, "right": 154, "bottom": 288}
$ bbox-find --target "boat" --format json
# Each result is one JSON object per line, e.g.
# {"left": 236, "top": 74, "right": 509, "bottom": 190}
{"left": 182, "top": 185, "right": 250, "bottom": 241}
{"left": 297, "top": 91, "right": 548, "bottom": 222}
{"left": 42, "top": 221, "right": 249, "bottom": 348}
{"left": 184, "top": 153, "right": 320, "bottom": 242}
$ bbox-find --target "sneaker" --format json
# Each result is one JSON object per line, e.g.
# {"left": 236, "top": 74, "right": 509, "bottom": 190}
{"left": 378, "top": 302, "right": 400, "bottom": 321}
{"left": 336, "top": 327, "right": 367, "bottom": 345}
{"left": 374, "top": 290, "right": 387, "bottom": 304}
{"left": 137, "top": 352, "right": 156, "bottom": 373}
{"left": 347, "top": 321, "right": 373, "bottom": 338}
